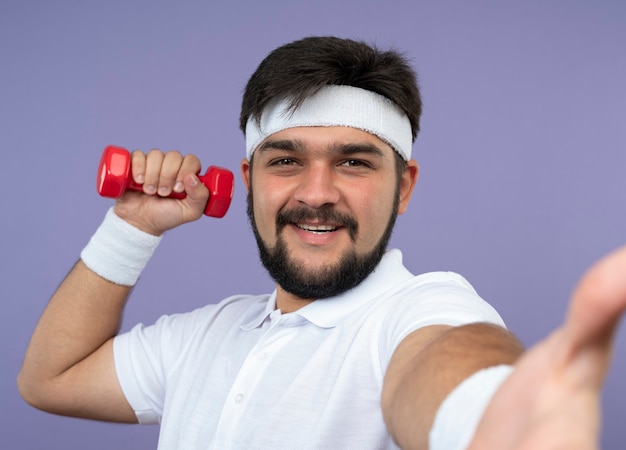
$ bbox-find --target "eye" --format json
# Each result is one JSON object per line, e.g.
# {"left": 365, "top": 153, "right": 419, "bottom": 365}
{"left": 340, "top": 159, "right": 372, "bottom": 168}
{"left": 269, "top": 157, "right": 298, "bottom": 166}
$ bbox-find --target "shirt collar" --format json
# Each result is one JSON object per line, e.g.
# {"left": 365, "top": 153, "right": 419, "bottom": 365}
{"left": 241, "top": 249, "right": 413, "bottom": 330}
{"left": 240, "top": 291, "right": 278, "bottom": 331}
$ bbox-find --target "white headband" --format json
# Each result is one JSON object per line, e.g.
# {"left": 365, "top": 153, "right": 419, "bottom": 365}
{"left": 244, "top": 85, "right": 413, "bottom": 160}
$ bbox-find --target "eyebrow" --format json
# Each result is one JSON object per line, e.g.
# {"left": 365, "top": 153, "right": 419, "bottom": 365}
{"left": 258, "top": 139, "right": 386, "bottom": 159}
{"left": 330, "top": 142, "right": 386, "bottom": 158}
{"left": 258, "top": 139, "right": 304, "bottom": 153}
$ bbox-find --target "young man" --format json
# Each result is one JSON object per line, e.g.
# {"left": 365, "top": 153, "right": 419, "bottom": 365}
{"left": 19, "top": 36, "right": 626, "bottom": 449}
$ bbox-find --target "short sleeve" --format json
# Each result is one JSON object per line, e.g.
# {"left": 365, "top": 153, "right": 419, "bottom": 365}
{"left": 113, "top": 307, "right": 214, "bottom": 424}
{"left": 112, "top": 295, "right": 267, "bottom": 424}
{"left": 378, "top": 271, "right": 506, "bottom": 369}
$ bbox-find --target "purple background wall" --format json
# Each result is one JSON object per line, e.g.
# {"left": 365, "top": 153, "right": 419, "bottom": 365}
{"left": 2, "top": 1, "right": 625, "bottom": 448}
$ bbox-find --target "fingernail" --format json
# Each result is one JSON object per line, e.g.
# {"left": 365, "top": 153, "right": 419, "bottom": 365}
{"left": 158, "top": 187, "right": 169, "bottom": 196}
{"left": 174, "top": 181, "right": 184, "bottom": 192}
{"left": 145, "top": 185, "right": 156, "bottom": 194}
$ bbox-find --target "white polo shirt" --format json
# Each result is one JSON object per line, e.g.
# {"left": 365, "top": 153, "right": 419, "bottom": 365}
{"left": 114, "top": 249, "right": 505, "bottom": 449}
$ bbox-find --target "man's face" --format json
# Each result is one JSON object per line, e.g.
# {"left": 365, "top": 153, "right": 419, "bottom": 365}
{"left": 241, "top": 126, "right": 417, "bottom": 302}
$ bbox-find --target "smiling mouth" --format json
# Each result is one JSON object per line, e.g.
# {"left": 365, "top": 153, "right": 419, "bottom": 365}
{"left": 296, "top": 223, "right": 339, "bottom": 234}
{"left": 277, "top": 207, "right": 358, "bottom": 241}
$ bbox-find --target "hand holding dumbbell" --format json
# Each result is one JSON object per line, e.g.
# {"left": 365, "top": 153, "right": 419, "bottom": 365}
{"left": 97, "top": 145, "right": 234, "bottom": 218}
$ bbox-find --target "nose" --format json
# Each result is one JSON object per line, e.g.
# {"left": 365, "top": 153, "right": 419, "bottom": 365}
{"left": 293, "top": 165, "right": 341, "bottom": 209}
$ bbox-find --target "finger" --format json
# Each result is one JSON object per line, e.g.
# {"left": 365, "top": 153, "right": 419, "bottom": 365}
{"left": 560, "top": 245, "right": 626, "bottom": 390}
{"left": 175, "top": 154, "right": 202, "bottom": 194}
{"left": 178, "top": 154, "right": 202, "bottom": 177}
{"left": 130, "top": 150, "right": 147, "bottom": 185}
{"left": 567, "top": 245, "right": 626, "bottom": 348}
{"left": 142, "top": 149, "right": 165, "bottom": 195}
{"left": 157, "top": 151, "right": 183, "bottom": 197}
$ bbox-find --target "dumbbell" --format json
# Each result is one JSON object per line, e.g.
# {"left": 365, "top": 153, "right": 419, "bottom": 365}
{"left": 97, "top": 145, "right": 234, "bottom": 218}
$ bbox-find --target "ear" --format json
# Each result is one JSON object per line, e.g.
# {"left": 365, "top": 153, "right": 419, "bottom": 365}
{"left": 240, "top": 157, "right": 251, "bottom": 192}
{"left": 397, "top": 159, "right": 419, "bottom": 215}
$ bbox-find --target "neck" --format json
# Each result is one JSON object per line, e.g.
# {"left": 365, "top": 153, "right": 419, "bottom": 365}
{"left": 275, "top": 285, "right": 315, "bottom": 313}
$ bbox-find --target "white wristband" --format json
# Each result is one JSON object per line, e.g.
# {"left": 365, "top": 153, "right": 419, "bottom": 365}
{"left": 429, "top": 364, "right": 513, "bottom": 450}
{"left": 80, "top": 207, "right": 163, "bottom": 286}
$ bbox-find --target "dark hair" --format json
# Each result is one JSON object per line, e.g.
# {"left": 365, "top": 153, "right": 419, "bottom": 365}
{"left": 239, "top": 36, "right": 422, "bottom": 142}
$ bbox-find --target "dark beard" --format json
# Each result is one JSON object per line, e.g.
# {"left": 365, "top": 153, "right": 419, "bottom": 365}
{"left": 246, "top": 189, "right": 399, "bottom": 300}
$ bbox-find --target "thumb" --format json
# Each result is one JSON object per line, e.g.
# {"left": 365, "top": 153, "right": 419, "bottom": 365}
{"left": 563, "top": 246, "right": 626, "bottom": 375}
{"left": 181, "top": 173, "right": 210, "bottom": 219}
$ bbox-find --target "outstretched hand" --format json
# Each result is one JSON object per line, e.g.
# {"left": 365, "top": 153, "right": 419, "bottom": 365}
{"left": 469, "top": 246, "right": 626, "bottom": 449}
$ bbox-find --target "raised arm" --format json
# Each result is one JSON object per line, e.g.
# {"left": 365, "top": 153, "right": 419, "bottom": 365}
{"left": 17, "top": 149, "right": 210, "bottom": 421}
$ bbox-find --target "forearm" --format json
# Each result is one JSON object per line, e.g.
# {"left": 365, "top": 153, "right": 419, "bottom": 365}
{"left": 18, "top": 208, "right": 161, "bottom": 418}
{"left": 18, "top": 151, "right": 206, "bottom": 420}
{"left": 18, "top": 260, "right": 131, "bottom": 407}
{"left": 383, "top": 323, "right": 524, "bottom": 450}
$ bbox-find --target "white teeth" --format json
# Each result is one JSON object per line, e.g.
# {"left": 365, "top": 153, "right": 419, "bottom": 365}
{"left": 297, "top": 224, "right": 337, "bottom": 233}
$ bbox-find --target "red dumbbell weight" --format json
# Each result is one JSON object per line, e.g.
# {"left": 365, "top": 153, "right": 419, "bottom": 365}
{"left": 97, "top": 145, "right": 234, "bottom": 218}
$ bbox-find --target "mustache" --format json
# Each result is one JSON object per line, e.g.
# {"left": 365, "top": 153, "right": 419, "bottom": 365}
{"left": 276, "top": 206, "right": 359, "bottom": 241}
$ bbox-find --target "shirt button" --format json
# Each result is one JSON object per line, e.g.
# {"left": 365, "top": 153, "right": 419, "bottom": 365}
{"left": 234, "top": 393, "right": 244, "bottom": 404}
